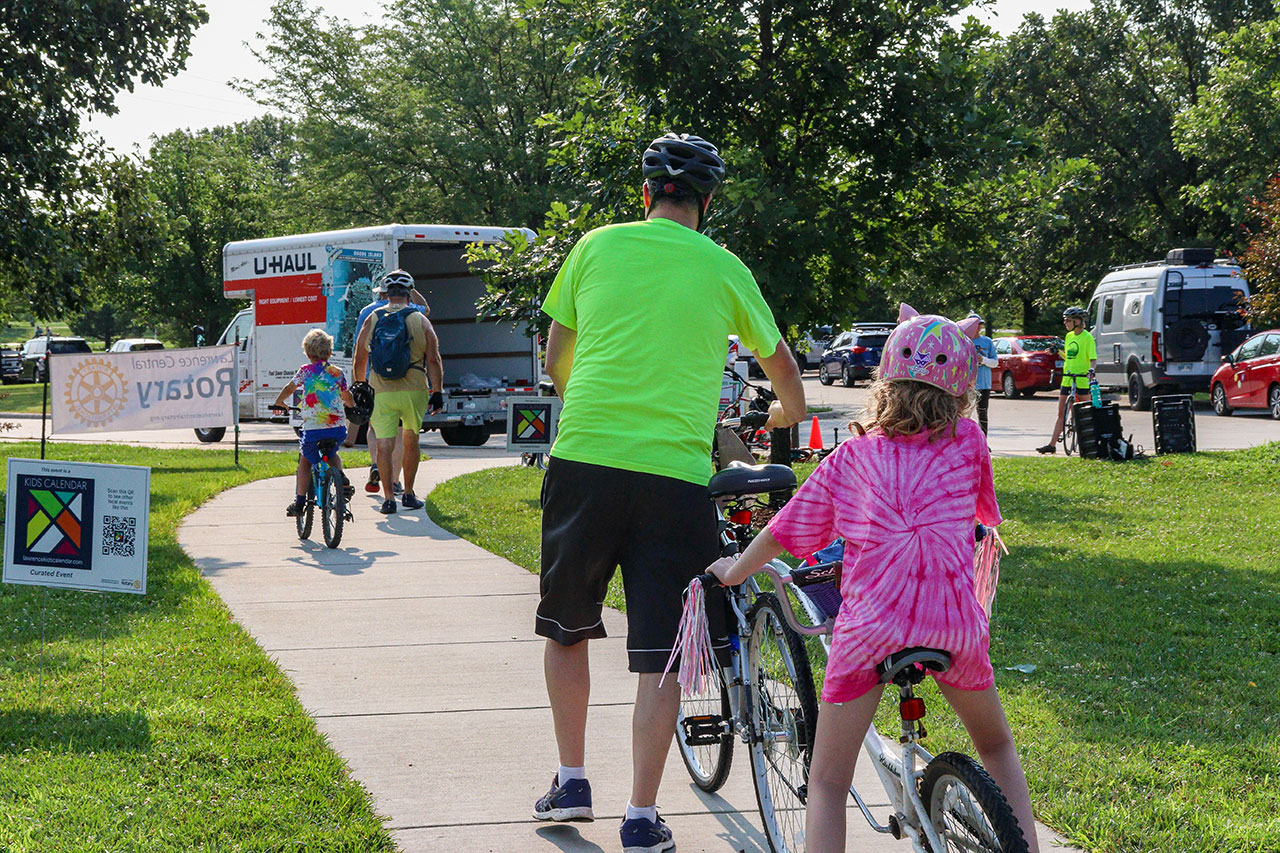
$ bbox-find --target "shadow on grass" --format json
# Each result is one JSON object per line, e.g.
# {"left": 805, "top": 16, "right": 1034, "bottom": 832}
{"left": 0, "top": 708, "right": 151, "bottom": 753}
{"left": 994, "top": 544, "right": 1280, "bottom": 747}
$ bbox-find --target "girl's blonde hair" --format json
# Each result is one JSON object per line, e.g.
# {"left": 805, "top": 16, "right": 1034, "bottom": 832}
{"left": 851, "top": 378, "right": 976, "bottom": 439}
{"left": 302, "top": 328, "right": 333, "bottom": 361}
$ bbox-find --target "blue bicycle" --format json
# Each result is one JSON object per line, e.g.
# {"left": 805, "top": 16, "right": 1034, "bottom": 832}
{"left": 275, "top": 405, "right": 353, "bottom": 549}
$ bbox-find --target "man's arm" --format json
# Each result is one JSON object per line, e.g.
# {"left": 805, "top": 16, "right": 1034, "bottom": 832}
{"left": 545, "top": 321, "right": 575, "bottom": 396}
{"left": 411, "top": 288, "right": 430, "bottom": 315}
{"left": 352, "top": 315, "right": 373, "bottom": 379}
{"left": 756, "top": 339, "right": 806, "bottom": 429}
{"left": 417, "top": 314, "right": 445, "bottom": 413}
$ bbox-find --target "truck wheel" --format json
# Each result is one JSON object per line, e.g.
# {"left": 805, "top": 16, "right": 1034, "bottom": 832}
{"left": 440, "top": 424, "right": 489, "bottom": 447}
{"left": 1127, "top": 371, "right": 1152, "bottom": 411}
{"left": 194, "top": 427, "right": 226, "bottom": 443}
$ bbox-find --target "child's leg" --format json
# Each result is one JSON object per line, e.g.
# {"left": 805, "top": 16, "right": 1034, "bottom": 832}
{"left": 937, "top": 683, "right": 1040, "bottom": 853}
{"left": 295, "top": 455, "right": 311, "bottom": 498}
{"left": 804, "top": 687, "right": 883, "bottom": 853}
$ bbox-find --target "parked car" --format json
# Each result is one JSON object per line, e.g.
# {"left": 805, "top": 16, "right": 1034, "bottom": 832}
{"left": 792, "top": 326, "right": 833, "bottom": 372}
{"left": 991, "top": 336, "right": 1065, "bottom": 398}
{"left": 108, "top": 338, "right": 164, "bottom": 353}
{"left": 19, "top": 336, "right": 92, "bottom": 383}
{"left": 0, "top": 346, "right": 21, "bottom": 384}
{"left": 1210, "top": 329, "right": 1280, "bottom": 419}
{"left": 1088, "top": 247, "right": 1250, "bottom": 410}
{"left": 818, "top": 325, "right": 895, "bottom": 386}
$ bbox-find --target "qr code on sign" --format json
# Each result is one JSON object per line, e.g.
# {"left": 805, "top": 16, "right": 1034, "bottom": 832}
{"left": 103, "top": 515, "right": 136, "bottom": 557}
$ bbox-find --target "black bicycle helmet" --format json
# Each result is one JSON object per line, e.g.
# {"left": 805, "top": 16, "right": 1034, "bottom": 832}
{"left": 378, "top": 269, "right": 414, "bottom": 294}
{"left": 642, "top": 133, "right": 726, "bottom": 195}
{"left": 1063, "top": 305, "right": 1088, "bottom": 321}
{"left": 346, "top": 381, "right": 375, "bottom": 425}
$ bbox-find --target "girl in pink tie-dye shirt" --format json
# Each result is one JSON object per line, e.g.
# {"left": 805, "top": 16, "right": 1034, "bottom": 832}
{"left": 710, "top": 306, "right": 1040, "bottom": 853}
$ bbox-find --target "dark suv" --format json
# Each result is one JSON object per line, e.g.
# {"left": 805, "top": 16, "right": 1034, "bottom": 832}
{"left": 0, "top": 346, "right": 21, "bottom": 383}
{"left": 818, "top": 325, "right": 895, "bottom": 386}
{"left": 20, "top": 336, "right": 91, "bottom": 382}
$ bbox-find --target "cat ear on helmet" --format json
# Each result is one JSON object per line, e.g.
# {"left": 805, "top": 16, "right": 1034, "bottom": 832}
{"left": 957, "top": 317, "right": 981, "bottom": 339}
{"left": 897, "top": 303, "right": 920, "bottom": 322}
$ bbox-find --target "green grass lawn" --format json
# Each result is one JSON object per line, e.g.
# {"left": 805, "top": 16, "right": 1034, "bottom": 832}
{"left": 427, "top": 446, "right": 1280, "bottom": 852}
{"left": 0, "top": 382, "right": 57, "bottom": 414}
{"left": 0, "top": 443, "right": 395, "bottom": 852}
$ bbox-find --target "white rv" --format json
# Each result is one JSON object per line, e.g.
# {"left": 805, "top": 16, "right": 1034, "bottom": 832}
{"left": 1087, "top": 248, "right": 1250, "bottom": 410}
{"left": 202, "top": 224, "right": 537, "bottom": 445}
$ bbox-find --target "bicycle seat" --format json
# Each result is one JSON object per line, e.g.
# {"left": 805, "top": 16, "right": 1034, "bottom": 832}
{"left": 876, "top": 647, "right": 952, "bottom": 686}
{"left": 707, "top": 462, "right": 797, "bottom": 498}
{"left": 315, "top": 438, "right": 340, "bottom": 455}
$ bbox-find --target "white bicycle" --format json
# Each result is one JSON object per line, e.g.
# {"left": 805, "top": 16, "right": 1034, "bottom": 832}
{"left": 760, "top": 536, "right": 1029, "bottom": 853}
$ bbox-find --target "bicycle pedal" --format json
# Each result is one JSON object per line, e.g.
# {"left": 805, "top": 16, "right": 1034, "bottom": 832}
{"left": 681, "top": 714, "right": 727, "bottom": 746}
{"left": 343, "top": 510, "right": 354, "bottom": 522}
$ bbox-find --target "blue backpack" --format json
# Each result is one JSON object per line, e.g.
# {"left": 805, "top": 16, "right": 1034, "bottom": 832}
{"left": 370, "top": 307, "right": 417, "bottom": 380}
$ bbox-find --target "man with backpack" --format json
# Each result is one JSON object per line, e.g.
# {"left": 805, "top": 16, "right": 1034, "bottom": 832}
{"left": 352, "top": 269, "right": 444, "bottom": 514}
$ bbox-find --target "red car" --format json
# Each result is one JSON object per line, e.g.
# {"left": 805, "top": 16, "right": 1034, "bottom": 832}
{"left": 1210, "top": 328, "right": 1280, "bottom": 419}
{"left": 992, "top": 336, "right": 1065, "bottom": 398}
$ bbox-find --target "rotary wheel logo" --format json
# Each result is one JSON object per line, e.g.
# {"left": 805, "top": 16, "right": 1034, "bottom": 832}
{"left": 63, "top": 358, "right": 129, "bottom": 426}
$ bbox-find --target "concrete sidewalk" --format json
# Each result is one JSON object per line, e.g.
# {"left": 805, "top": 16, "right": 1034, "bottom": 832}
{"left": 177, "top": 455, "right": 1076, "bottom": 852}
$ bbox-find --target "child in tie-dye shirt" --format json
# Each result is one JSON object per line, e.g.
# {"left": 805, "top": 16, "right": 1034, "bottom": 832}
{"left": 272, "top": 329, "right": 355, "bottom": 517}
{"left": 709, "top": 306, "right": 1040, "bottom": 853}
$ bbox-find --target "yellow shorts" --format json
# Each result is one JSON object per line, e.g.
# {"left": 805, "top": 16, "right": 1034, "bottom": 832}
{"left": 369, "top": 390, "right": 428, "bottom": 437}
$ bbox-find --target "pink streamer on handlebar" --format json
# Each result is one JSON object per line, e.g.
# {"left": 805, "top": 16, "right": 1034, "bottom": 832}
{"left": 659, "top": 578, "right": 719, "bottom": 694}
{"left": 973, "top": 525, "right": 1008, "bottom": 618}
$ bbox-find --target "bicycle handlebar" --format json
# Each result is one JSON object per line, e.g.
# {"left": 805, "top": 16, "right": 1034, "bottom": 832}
{"left": 719, "top": 410, "right": 769, "bottom": 430}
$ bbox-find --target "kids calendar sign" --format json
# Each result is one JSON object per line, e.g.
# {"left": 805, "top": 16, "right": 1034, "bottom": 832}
{"left": 3, "top": 458, "right": 150, "bottom": 595}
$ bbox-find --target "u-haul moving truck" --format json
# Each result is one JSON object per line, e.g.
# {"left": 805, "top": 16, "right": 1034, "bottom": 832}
{"left": 204, "top": 223, "right": 537, "bottom": 446}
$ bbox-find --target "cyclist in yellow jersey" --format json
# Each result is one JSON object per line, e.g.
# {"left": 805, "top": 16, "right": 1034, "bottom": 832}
{"left": 532, "top": 133, "right": 806, "bottom": 852}
{"left": 1037, "top": 305, "right": 1097, "bottom": 454}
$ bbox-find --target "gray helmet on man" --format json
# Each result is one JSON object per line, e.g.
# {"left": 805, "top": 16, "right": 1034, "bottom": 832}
{"left": 378, "top": 269, "right": 414, "bottom": 295}
{"left": 642, "top": 133, "right": 726, "bottom": 196}
{"left": 1063, "top": 305, "right": 1088, "bottom": 321}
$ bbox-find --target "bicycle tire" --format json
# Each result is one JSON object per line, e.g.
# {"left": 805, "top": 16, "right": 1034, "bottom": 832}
{"left": 919, "top": 751, "right": 1029, "bottom": 853}
{"left": 296, "top": 471, "right": 315, "bottom": 540}
{"left": 321, "top": 467, "right": 343, "bottom": 549}
{"left": 1062, "top": 402, "right": 1077, "bottom": 457}
{"left": 745, "top": 592, "right": 819, "bottom": 853}
{"left": 675, "top": 665, "right": 734, "bottom": 792}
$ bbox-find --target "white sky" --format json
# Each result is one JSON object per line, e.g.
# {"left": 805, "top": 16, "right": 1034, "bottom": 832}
{"left": 86, "top": 0, "right": 1094, "bottom": 155}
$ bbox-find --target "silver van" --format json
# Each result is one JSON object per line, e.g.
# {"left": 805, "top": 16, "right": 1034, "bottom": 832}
{"left": 1087, "top": 248, "right": 1250, "bottom": 410}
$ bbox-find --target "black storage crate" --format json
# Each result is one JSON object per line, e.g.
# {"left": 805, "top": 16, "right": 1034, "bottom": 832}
{"left": 1073, "top": 401, "right": 1123, "bottom": 460}
{"left": 1153, "top": 394, "right": 1196, "bottom": 454}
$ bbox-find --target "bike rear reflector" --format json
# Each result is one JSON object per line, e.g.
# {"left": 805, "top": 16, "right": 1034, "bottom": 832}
{"left": 730, "top": 510, "right": 753, "bottom": 525}
{"left": 899, "top": 698, "right": 926, "bottom": 721}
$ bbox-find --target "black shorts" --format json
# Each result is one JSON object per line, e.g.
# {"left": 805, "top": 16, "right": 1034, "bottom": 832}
{"left": 536, "top": 456, "right": 729, "bottom": 673}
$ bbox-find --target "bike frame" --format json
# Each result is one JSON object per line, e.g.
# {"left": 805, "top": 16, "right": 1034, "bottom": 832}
{"left": 763, "top": 564, "right": 950, "bottom": 853}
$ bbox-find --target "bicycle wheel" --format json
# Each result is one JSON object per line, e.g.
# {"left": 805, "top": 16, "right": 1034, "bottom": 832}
{"left": 321, "top": 467, "right": 344, "bottom": 549}
{"left": 296, "top": 474, "right": 315, "bottom": 540}
{"left": 745, "top": 592, "right": 818, "bottom": 853}
{"left": 919, "top": 751, "right": 1029, "bottom": 853}
{"left": 1062, "top": 399, "right": 1077, "bottom": 456}
{"left": 676, "top": 664, "right": 734, "bottom": 792}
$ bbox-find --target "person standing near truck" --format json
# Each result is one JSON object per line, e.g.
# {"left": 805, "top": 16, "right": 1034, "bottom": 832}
{"left": 352, "top": 271, "right": 444, "bottom": 514}
{"left": 349, "top": 272, "right": 430, "bottom": 493}
{"left": 531, "top": 132, "right": 806, "bottom": 853}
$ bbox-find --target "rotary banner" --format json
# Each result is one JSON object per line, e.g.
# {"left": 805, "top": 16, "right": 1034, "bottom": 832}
{"left": 49, "top": 346, "right": 238, "bottom": 435}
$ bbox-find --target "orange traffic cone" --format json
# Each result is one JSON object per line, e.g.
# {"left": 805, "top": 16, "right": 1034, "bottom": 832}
{"left": 808, "top": 415, "right": 823, "bottom": 450}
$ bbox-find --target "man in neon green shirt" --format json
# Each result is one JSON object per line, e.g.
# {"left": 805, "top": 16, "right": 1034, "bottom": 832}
{"left": 532, "top": 133, "right": 806, "bottom": 851}
{"left": 1037, "top": 305, "right": 1097, "bottom": 454}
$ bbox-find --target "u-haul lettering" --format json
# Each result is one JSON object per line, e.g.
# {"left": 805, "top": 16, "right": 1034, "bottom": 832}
{"left": 252, "top": 252, "right": 318, "bottom": 276}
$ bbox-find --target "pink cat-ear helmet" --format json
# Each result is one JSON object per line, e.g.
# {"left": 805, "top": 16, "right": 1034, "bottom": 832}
{"left": 878, "top": 303, "right": 980, "bottom": 397}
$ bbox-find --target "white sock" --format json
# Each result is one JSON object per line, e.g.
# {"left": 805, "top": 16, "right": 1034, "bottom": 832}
{"left": 558, "top": 765, "right": 586, "bottom": 786}
{"left": 626, "top": 802, "right": 658, "bottom": 823}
